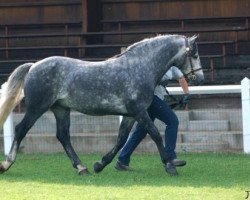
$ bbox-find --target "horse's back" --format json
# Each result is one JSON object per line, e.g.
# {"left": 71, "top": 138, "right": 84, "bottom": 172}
{"left": 23, "top": 54, "right": 155, "bottom": 116}
{"left": 23, "top": 56, "right": 128, "bottom": 115}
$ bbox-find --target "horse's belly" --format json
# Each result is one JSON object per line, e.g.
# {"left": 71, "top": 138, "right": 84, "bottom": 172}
{"left": 57, "top": 97, "right": 128, "bottom": 116}
{"left": 76, "top": 105, "right": 128, "bottom": 116}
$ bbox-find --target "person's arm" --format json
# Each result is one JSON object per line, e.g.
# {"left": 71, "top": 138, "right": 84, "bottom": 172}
{"left": 178, "top": 76, "right": 190, "bottom": 109}
{"left": 178, "top": 76, "right": 189, "bottom": 94}
{"left": 170, "top": 66, "right": 189, "bottom": 93}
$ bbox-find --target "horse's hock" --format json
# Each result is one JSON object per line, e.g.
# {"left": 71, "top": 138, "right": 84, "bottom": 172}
{"left": 0, "top": 109, "right": 243, "bottom": 153}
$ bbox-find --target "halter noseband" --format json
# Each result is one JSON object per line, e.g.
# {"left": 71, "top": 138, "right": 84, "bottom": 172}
{"left": 183, "top": 37, "right": 202, "bottom": 81}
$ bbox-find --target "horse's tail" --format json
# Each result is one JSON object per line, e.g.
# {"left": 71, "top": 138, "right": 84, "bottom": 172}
{"left": 0, "top": 63, "right": 34, "bottom": 128}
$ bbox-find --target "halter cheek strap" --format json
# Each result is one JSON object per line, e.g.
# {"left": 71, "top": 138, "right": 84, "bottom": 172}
{"left": 183, "top": 38, "right": 202, "bottom": 81}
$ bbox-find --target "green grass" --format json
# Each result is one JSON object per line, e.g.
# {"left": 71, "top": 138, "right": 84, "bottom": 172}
{"left": 0, "top": 153, "right": 249, "bottom": 200}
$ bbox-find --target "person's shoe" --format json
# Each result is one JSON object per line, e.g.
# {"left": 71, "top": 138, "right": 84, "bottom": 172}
{"left": 170, "top": 159, "right": 186, "bottom": 167}
{"left": 115, "top": 161, "right": 133, "bottom": 171}
{"left": 165, "top": 162, "right": 178, "bottom": 176}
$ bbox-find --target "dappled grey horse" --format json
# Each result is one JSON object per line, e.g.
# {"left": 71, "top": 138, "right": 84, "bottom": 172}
{"left": 0, "top": 34, "right": 204, "bottom": 175}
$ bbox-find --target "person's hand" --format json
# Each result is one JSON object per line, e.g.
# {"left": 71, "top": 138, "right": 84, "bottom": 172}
{"left": 180, "top": 94, "right": 191, "bottom": 108}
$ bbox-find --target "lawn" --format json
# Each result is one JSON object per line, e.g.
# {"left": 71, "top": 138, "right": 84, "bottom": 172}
{"left": 0, "top": 153, "right": 249, "bottom": 200}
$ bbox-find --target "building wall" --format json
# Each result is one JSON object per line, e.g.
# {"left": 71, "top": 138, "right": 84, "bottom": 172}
{"left": 0, "top": 0, "right": 82, "bottom": 24}
{"left": 101, "top": 0, "right": 248, "bottom": 20}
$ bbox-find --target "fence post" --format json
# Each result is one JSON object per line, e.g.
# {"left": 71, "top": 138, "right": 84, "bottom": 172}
{"left": 3, "top": 112, "right": 14, "bottom": 156}
{"left": 241, "top": 77, "right": 250, "bottom": 153}
{"left": 1, "top": 83, "right": 14, "bottom": 156}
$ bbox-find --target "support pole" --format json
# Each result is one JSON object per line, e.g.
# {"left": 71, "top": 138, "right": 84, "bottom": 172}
{"left": 3, "top": 112, "right": 14, "bottom": 156}
{"left": 1, "top": 83, "right": 14, "bottom": 156}
{"left": 241, "top": 77, "right": 250, "bottom": 153}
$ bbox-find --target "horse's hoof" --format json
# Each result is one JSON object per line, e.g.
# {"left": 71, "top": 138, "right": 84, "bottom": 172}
{"left": 93, "top": 161, "right": 104, "bottom": 173}
{"left": 0, "top": 164, "right": 6, "bottom": 174}
{"left": 78, "top": 168, "right": 90, "bottom": 175}
{"left": 165, "top": 162, "right": 178, "bottom": 176}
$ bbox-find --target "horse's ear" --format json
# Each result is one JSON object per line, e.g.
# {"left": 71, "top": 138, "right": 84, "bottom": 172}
{"left": 189, "top": 34, "right": 199, "bottom": 45}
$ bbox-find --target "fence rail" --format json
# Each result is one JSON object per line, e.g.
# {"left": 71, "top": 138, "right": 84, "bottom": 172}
{"left": 168, "top": 77, "right": 250, "bottom": 153}
{"left": 2, "top": 78, "right": 250, "bottom": 155}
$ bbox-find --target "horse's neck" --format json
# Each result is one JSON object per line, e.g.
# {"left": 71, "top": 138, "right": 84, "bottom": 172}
{"left": 140, "top": 37, "right": 182, "bottom": 85}
{"left": 117, "top": 36, "right": 183, "bottom": 87}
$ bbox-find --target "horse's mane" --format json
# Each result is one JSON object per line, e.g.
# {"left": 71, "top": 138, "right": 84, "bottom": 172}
{"left": 108, "top": 34, "right": 181, "bottom": 60}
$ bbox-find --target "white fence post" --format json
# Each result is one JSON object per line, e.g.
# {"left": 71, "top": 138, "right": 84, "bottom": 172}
{"left": 3, "top": 112, "right": 14, "bottom": 156}
{"left": 241, "top": 77, "right": 250, "bottom": 154}
{"left": 1, "top": 83, "right": 14, "bottom": 156}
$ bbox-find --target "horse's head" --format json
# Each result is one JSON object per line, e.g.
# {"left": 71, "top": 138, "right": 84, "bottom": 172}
{"left": 175, "top": 35, "right": 205, "bottom": 85}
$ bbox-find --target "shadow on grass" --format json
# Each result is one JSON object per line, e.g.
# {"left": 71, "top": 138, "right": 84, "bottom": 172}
{"left": 0, "top": 153, "right": 249, "bottom": 188}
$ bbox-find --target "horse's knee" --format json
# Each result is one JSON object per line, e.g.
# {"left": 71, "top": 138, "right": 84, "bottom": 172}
{"left": 148, "top": 128, "right": 163, "bottom": 143}
{"left": 151, "top": 133, "right": 163, "bottom": 144}
{"left": 114, "top": 135, "right": 129, "bottom": 154}
{"left": 56, "top": 133, "right": 69, "bottom": 144}
{"left": 14, "top": 125, "right": 28, "bottom": 144}
{"left": 56, "top": 124, "right": 69, "bottom": 141}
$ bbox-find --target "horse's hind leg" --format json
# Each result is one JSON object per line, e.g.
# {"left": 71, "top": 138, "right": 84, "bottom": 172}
{"left": 51, "top": 105, "right": 89, "bottom": 175}
{"left": 94, "top": 116, "right": 135, "bottom": 173}
{"left": 0, "top": 111, "right": 44, "bottom": 173}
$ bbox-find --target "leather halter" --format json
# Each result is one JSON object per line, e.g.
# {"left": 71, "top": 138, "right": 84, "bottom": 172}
{"left": 183, "top": 37, "right": 202, "bottom": 81}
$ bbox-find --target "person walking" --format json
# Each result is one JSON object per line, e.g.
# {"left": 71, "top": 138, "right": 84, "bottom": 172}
{"left": 115, "top": 66, "right": 190, "bottom": 175}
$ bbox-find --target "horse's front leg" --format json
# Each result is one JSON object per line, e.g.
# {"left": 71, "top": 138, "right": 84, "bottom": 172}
{"left": 136, "top": 110, "right": 168, "bottom": 165}
{"left": 94, "top": 116, "right": 135, "bottom": 173}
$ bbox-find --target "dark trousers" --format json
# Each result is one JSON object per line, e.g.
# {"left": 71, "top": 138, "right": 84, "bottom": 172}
{"left": 118, "top": 95, "right": 179, "bottom": 165}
